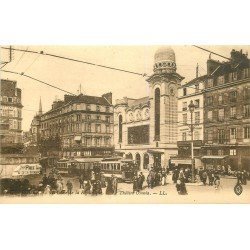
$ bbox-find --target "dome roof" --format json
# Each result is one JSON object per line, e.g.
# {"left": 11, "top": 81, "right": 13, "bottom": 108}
{"left": 154, "top": 46, "right": 175, "bottom": 63}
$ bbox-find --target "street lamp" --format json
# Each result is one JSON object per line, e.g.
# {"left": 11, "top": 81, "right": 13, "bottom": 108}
{"left": 188, "top": 100, "right": 195, "bottom": 183}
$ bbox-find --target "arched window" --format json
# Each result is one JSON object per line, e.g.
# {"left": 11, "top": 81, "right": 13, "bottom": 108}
{"left": 126, "top": 153, "right": 133, "bottom": 160}
{"left": 135, "top": 153, "right": 141, "bottom": 170}
{"left": 118, "top": 115, "right": 123, "bottom": 142}
{"left": 143, "top": 154, "right": 149, "bottom": 169}
{"left": 155, "top": 88, "right": 160, "bottom": 140}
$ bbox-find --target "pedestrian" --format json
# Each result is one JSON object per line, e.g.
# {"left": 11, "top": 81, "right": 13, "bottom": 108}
{"left": 176, "top": 178, "right": 187, "bottom": 195}
{"left": 44, "top": 184, "right": 51, "bottom": 195}
{"left": 208, "top": 170, "right": 214, "bottom": 186}
{"left": 84, "top": 180, "right": 91, "bottom": 195}
{"left": 79, "top": 175, "right": 84, "bottom": 189}
{"left": 106, "top": 178, "right": 114, "bottom": 195}
{"left": 236, "top": 171, "right": 242, "bottom": 185}
{"left": 138, "top": 172, "right": 145, "bottom": 190}
{"left": 214, "top": 173, "right": 220, "bottom": 190}
{"left": 161, "top": 168, "right": 167, "bottom": 186}
{"left": 242, "top": 170, "right": 247, "bottom": 185}
{"left": 42, "top": 174, "right": 48, "bottom": 188}
{"left": 111, "top": 174, "right": 118, "bottom": 195}
{"left": 66, "top": 180, "right": 73, "bottom": 195}
{"left": 133, "top": 175, "right": 139, "bottom": 192}
{"left": 202, "top": 170, "right": 207, "bottom": 185}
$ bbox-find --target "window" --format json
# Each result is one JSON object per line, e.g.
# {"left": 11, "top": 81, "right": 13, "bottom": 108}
{"left": 182, "top": 102, "right": 187, "bottom": 111}
{"left": 183, "top": 88, "right": 187, "bottom": 96}
{"left": 217, "top": 75, "right": 225, "bottom": 85}
{"left": 8, "top": 97, "right": 13, "bottom": 102}
{"left": 86, "top": 104, "right": 91, "bottom": 111}
{"left": 182, "top": 113, "right": 187, "bottom": 124}
{"left": 218, "top": 149, "right": 224, "bottom": 156}
{"left": 207, "top": 149, "right": 212, "bottom": 156}
{"left": 119, "top": 115, "right": 123, "bottom": 142}
{"left": 96, "top": 138, "right": 101, "bottom": 147}
{"left": 195, "top": 84, "right": 199, "bottom": 93}
{"left": 195, "top": 112, "right": 200, "bottom": 124}
{"left": 218, "top": 95, "right": 223, "bottom": 104}
{"left": 243, "top": 104, "right": 250, "bottom": 118}
{"left": 106, "top": 125, "right": 110, "bottom": 133}
{"left": 96, "top": 105, "right": 100, "bottom": 112}
{"left": 96, "top": 124, "right": 101, "bottom": 133}
{"left": 218, "top": 129, "right": 226, "bottom": 143}
{"left": 230, "top": 106, "right": 236, "bottom": 118}
{"left": 76, "top": 114, "right": 81, "bottom": 121}
{"left": 229, "top": 91, "right": 237, "bottom": 102}
{"left": 96, "top": 115, "right": 100, "bottom": 120}
{"left": 230, "top": 128, "right": 237, "bottom": 140}
{"left": 194, "top": 99, "right": 200, "bottom": 108}
{"left": 155, "top": 88, "right": 160, "bottom": 140}
{"left": 218, "top": 108, "right": 224, "bottom": 121}
{"left": 106, "top": 116, "right": 110, "bottom": 122}
{"left": 207, "top": 78, "right": 213, "bottom": 88}
{"left": 182, "top": 132, "right": 187, "bottom": 141}
{"left": 207, "top": 111, "right": 213, "bottom": 121}
{"left": 243, "top": 87, "right": 250, "bottom": 100}
{"left": 86, "top": 137, "right": 91, "bottom": 146}
{"left": 207, "top": 130, "right": 213, "bottom": 142}
{"left": 105, "top": 137, "right": 110, "bottom": 146}
{"left": 75, "top": 123, "right": 79, "bottom": 132}
{"left": 207, "top": 96, "right": 213, "bottom": 105}
{"left": 230, "top": 149, "right": 237, "bottom": 156}
{"left": 244, "top": 127, "right": 250, "bottom": 139}
{"left": 86, "top": 123, "right": 91, "bottom": 132}
{"left": 87, "top": 115, "right": 91, "bottom": 120}
{"left": 194, "top": 130, "right": 200, "bottom": 140}
{"left": 106, "top": 106, "right": 110, "bottom": 112}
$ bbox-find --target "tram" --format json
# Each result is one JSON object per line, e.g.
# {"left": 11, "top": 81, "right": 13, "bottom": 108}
{"left": 56, "top": 158, "right": 102, "bottom": 175}
{"left": 100, "top": 157, "right": 137, "bottom": 182}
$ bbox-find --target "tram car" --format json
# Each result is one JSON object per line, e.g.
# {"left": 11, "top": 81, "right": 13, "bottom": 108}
{"left": 56, "top": 158, "right": 102, "bottom": 176}
{"left": 100, "top": 157, "right": 137, "bottom": 182}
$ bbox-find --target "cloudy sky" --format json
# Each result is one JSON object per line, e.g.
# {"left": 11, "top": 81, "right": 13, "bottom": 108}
{"left": 1, "top": 45, "right": 249, "bottom": 131}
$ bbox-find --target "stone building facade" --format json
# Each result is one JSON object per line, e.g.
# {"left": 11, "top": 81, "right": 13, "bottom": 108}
{"left": 202, "top": 49, "right": 250, "bottom": 170}
{"left": 172, "top": 75, "right": 205, "bottom": 168}
{"left": 0, "top": 79, "right": 23, "bottom": 153}
{"left": 40, "top": 92, "right": 114, "bottom": 158}
{"left": 114, "top": 47, "right": 184, "bottom": 171}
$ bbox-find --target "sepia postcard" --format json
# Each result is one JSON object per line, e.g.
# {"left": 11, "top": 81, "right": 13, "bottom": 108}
{"left": 0, "top": 45, "right": 249, "bottom": 204}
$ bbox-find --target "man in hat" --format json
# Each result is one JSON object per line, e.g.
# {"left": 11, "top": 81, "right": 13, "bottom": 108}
{"left": 66, "top": 180, "right": 73, "bottom": 195}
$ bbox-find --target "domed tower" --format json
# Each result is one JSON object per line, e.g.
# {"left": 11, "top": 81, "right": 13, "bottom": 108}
{"left": 153, "top": 47, "right": 177, "bottom": 74}
{"left": 147, "top": 46, "right": 184, "bottom": 166}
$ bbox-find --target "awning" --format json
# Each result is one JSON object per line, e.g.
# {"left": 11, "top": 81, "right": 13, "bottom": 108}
{"left": 74, "top": 136, "right": 81, "bottom": 141}
{"left": 201, "top": 155, "right": 228, "bottom": 160}
{"left": 147, "top": 150, "right": 164, "bottom": 155}
{"left": 171, "top": 158, "right": 192, "bottom": 165}
{"left": 73, "top": 158, "right": 102, "bottom": 163}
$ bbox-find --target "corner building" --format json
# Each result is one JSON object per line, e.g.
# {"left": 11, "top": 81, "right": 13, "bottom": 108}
{"left": 114, "top": 47, "right": 184, "bottom": 171}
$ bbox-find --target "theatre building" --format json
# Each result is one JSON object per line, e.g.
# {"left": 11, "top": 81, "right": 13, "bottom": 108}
{"left": 202, "top": 49, "right": 250, "bottom": 171}
{"left": 114, "top": 47, "right": 184, "bottom": 171}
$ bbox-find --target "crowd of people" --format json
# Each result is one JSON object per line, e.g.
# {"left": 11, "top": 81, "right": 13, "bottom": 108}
{"left": 1, "top": 164, "right": 249, "bottom": 196}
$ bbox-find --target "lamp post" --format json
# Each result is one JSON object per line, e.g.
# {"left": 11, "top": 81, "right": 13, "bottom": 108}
{"left": 188, "top": 100, "right": 195, "bottom": 183}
